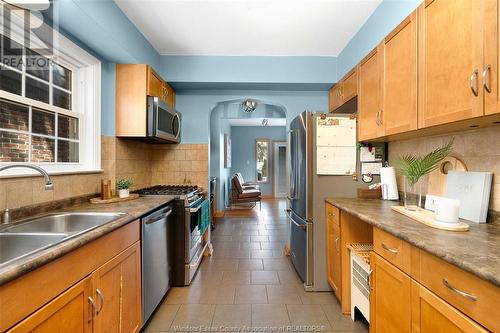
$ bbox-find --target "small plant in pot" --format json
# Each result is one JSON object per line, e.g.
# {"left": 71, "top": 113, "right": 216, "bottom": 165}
{"left": 394, "top": 139, "right": 454, "bottom": 211}
{"left": 116, "top": 178, "right": 133, "bottom": 198}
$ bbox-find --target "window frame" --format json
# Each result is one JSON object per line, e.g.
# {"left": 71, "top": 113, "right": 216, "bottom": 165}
{"left": 255, "top": 138, "right": 270, "bottom": 184}
{"left": 0, "top": 6, "right": 101, "bottom": 177}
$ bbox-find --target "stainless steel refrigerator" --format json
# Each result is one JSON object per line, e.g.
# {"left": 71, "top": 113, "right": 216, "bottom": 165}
{"left": 286, "top": 111, "right": 361, "bottom": 291}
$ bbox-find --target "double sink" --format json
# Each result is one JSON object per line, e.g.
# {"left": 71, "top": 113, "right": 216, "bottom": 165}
{"left": 0, "top": 212, "right": 125, "bottom": 267}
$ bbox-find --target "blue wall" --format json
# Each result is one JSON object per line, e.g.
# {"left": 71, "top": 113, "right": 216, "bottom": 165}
{"left": 337, "top": 0, "right": 421, "bottom": 78}
{"left": 178, "top": 90, "right": 328, "bottom": 144}
{"left": 230, "top": 126, "right": 286, "bottom": 196}
{"left": 161, "top": 56, "right": 337, "bottom": 90}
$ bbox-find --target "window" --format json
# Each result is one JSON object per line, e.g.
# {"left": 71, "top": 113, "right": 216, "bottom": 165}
{"left": 256, "top": 139, "right": 269, "bottom": 183}
{"left": 0, "top": 7, "right": 101, "bottom": 176}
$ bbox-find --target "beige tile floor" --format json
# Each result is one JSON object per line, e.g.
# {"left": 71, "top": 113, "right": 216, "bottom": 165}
{"left": 142, "top": 200, "right": 368, "bottom": 333}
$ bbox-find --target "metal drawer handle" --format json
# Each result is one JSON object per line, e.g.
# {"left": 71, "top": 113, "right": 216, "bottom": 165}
{"left": 443, "top": 278, "right": 477, "bottom": 301}
{"left": 381, "top": 243, "right": 398, "bottom": 254}
{"left": 328, "top": 212, "right": 335, "bottom": 218}
{"left": 88, "top": 297, "right": 96, "bottom": 323}
{"left": 483, "top": 64, "right": 491, "bottom": 93}
{"left": 334, "top": 237, "right": 340, "bottom": 250}
{"left": 470, "top": 69, "right": 479, "bottom": 96}
{"left": 96, "top": 289, "right": 104, "bottom": 314}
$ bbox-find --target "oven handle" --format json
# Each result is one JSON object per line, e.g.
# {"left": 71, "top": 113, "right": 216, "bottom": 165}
{"left": 144, "top": 208, "right": 172, "bottom": 224}
{"left": 190, "top": 206, "right": 202, "bottom": 213}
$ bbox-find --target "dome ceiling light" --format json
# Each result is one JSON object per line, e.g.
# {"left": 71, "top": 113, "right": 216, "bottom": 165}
{"left": 241, "top": 99, "right": 257, "bottom": 113}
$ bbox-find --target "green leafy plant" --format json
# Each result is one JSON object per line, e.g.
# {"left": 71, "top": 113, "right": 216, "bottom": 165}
{"left": 116, "top": 178, "right": 133, "bottom": 190}
{"left": 394, "top": 139, "right": 454, "bottom": 186}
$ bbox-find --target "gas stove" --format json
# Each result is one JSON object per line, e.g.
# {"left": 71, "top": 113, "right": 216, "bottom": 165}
{"left": 138, "top": 185, "right": 203, "bottom": 206}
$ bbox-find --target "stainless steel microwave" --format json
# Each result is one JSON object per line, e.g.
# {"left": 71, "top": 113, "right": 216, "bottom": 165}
{"left": 147, "top": 96, "right": 181, "bottom": 143}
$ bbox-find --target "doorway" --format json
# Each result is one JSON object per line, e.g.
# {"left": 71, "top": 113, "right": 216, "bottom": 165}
{"left": 273, "top": 141, "right": 287, "bottom": 198}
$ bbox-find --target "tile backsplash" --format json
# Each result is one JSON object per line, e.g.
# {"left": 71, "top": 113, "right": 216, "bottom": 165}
{"left": 389, "top": 126, "right": 500, "bottom": 212}
{"left": 0, "top": 136, "right": 209, "bottom": 211}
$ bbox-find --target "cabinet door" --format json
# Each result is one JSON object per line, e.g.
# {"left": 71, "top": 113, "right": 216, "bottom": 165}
{"left": 342, "top": 69, "right": 358, "bottom": 103}
{"left": 93, "top": 242, "right": 142, "bottom": 333}
{"left": 329, "top": 85, "right": 342, "bottom": 112}
{"left": 326, "top": 212, "right": 341, "bottom": 299}
{"left": 370, "top": 253, "right": 411, "bottom": 333}
{"left": 147, "top": 68, "right": 164, "bottom": 99}
{"left": 417, "top": 0, "right": 483, "bottom": 128}
{"left": 164, "top": 83, "right": 176, "bottom": 109}
{"left": 410, "top": 281, "right": 487, "bottom": 333}
{"left": 358, "top": 46, "right": 383, "bottom": 141}
{"left": 383, "top": 12, "right": 418, "bottom": 135}
{"left": 484, "top": 0, "right": 500, "bottom": 115}
{"left": 8, "top": 276, "right": 93, "bottom": 333}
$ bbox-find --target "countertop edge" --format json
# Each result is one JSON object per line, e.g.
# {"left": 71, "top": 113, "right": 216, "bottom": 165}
{"left": 0, "top": 197, "right": 174, "bottom": 286}
{"left": 325, "top": 198, "right": 500, "bottom": 288}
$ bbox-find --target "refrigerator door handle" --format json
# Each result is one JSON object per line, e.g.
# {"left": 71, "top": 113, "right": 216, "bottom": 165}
{"left": 288, "top": 129, "right": 299, "bottom": 200}
{"left": 285, "top": 208, "right": 306, "bottom": 230}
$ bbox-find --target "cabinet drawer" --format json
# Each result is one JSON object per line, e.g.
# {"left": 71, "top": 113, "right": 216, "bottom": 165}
{"left": 418, "top": 250, "right": 500, "bottom": 332}
{"left": 326, "top": 204, "right": 340, "bottom": 227}
{"left": 373, "top": 228, "right": 411, "bottom": 274}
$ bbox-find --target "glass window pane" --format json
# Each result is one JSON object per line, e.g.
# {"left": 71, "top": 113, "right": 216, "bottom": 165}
{"left": 0, "top": 130, "right": 29, "bottom": 162}
{"left": 32, "top": 109, "right": 55, "bottom": 136}
{"left": 52, "top": 62, "right": 72, "bottom": 90}
{"left": 256, "top": 140, "right": 269, "bottom": 183}
{"left": 0, "top": 67, "right": 22, "bottom": 95}
{"left": 26, "top": 77, "right": 49, "bottom": 103}
{"left": 31, "top": 135, "right": 55, "bottom": 162}
{"left": 57, "top": 114, "right": 78, "bottom": 139}
{"left": 1, "top": 36, "right": 23, "bottom": 70}
{"left": 0, "top": 99, "right": 29, "bottom": 131}
{"left": 53, "top": 87, "right": 71, "bottom": 110}
{"left": 26, "top": 49, "right": 50, "bottom": 82}
{"left": 57, "top": 140, "right": 78, "bottom": 162}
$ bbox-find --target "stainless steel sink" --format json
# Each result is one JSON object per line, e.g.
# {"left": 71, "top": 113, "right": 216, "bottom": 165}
{"left": 2, "top": 212, "right": 125, "bottom": 234}
{"left": 0, "top": 212, "right": 126, "bottom": 267}
{"left": 0, "top": 233, "right": 68, "bottom": 266}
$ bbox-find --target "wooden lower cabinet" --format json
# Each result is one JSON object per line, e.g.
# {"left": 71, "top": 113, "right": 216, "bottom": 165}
{"left": 8, "top": 276, "right": 93, "bottom": 333}
{"left": 7, "top": 242, "right": 142, "bottom": 333}
{"left": 370, "top": 252, "right": 411, "bottom": 333}
{"left": 326, "top": 218, "right": 341, "bottom": 298}
{"left": 92, "top": 242, "right": 142, "bottom": 333}
{"left": 410, "top": 281, "right": 487, "bottom": 333}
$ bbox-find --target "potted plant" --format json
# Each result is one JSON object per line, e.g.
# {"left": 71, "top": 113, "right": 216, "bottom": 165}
{"left": 116, "top": 178, "right": 133, "bottom": 198}
{"left": 394, "top": 139, "right": 454, "bottom": 210}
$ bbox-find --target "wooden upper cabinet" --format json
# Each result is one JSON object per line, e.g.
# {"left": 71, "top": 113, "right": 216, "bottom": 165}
{"left": 116, "top": 64, "right": 176, "bottom": 137}
{"left": 8, "top": 276, "right": 93, "bottom": 333}
{"left": 410, "top": 281, "right": 488, "bottom": 333}
{"left": 358, "top": 47, "right": 384, "bottom": 141}
{"left": 382, "top": 12, "right": 418, "bottom": 136}
{"left": 92, "top": 243, "right": 142, "bottom": 333}
{"left": 342, "top": 69, "right": 358, "bottom": 103}
{"left": 329, "top": 69, "right": 358, "bottom": 112}
{"left": 329, "top": 85, "right": 342, "bottom": 112}
{"left": 483, "top": 0, "right": 500, "bottom": 115}
{"left": 417, "top": 0, "right": 484, "bottom": 128}
{"left": 370, "top": 252, "right": 411, "bottom": 333}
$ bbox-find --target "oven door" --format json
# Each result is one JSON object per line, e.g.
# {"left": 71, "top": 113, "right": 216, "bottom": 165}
{"left": 147, "top": 96, "right": 181, "bottom": 143}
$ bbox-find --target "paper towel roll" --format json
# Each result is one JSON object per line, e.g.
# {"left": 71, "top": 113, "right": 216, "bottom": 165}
{"left": 380, "top": 167, "right": 399, "bottom": 200}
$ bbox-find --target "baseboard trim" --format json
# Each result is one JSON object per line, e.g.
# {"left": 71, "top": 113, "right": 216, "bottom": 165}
{"left": 214, "top": 211, "right": 225, "bottom": 218}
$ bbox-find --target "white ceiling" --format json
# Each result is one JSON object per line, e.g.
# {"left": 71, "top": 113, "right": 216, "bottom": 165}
{"left": 115, "top": 0, "right": 382, "bottom": 56}
{"left": 227, "top": 118, "right": 286, "bottom": 126}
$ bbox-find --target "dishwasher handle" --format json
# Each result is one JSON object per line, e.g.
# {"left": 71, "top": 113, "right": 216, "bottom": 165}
{"left": 144, "top": 208, "right": 172, "bottom": 224}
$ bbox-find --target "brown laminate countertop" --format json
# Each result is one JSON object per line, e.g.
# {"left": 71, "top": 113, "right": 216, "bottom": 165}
{"left": 0, "top": 196, "right": 174, "bottom": 286}
{"left": 325, "top": 198, "right": 500, "bottom": 288}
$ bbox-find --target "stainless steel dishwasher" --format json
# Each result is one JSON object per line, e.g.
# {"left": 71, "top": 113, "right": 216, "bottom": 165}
{"left": 141, "top": 205, "right": 173, "bottom": 323}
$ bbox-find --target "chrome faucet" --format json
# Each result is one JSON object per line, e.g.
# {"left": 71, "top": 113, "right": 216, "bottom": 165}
{"left": 0, "top": 164, "right": 54, "bottom": 224}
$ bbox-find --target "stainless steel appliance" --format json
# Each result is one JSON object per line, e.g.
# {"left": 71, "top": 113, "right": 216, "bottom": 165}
{"left": 146, "top": 96, "right": 181, "bottom": 143}
{"left": 141, "top": 205, "right": 173, "bottom": 323}
{"left": 287, "top": 111, "right": 360, "bottom": 291}
{"left": 138, "top": 185, "right": 207, "bottom": 286}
